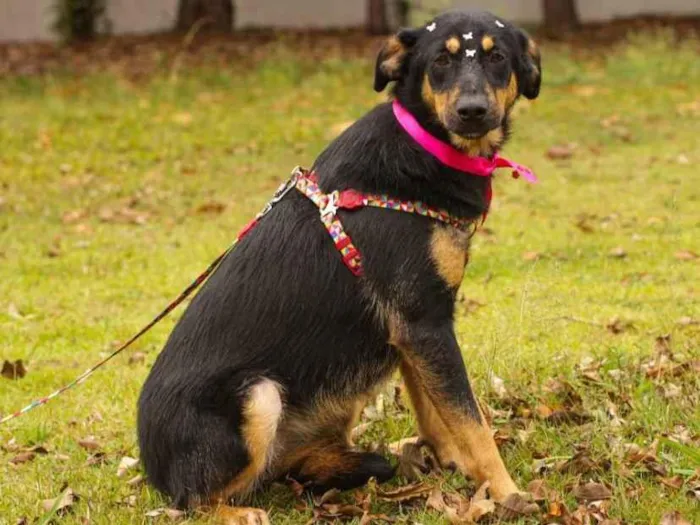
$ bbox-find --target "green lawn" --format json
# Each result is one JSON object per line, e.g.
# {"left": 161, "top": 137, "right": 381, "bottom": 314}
{"left": 1, "top": 32, "right": 699, "bottom": 524}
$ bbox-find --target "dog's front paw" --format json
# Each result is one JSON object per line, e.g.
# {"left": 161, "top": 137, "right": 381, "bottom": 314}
{"left": 216, "top": 506, "right": 270, "bottom": 525}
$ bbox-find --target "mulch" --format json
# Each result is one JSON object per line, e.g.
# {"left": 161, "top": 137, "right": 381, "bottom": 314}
{"left": 0, "top": 15, "right": 698, "bottom": 79}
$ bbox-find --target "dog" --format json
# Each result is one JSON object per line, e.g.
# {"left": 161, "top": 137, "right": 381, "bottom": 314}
{"left": 138, "top": 9, "right": 541, "bottom": 524}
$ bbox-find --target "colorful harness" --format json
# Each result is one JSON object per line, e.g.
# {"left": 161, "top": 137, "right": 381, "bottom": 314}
{"left": 295, "top": 170, "right": 474, "bottom": 276}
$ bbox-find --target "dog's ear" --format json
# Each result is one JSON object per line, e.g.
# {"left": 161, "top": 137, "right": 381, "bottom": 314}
{"left": 373, "top": 28, "right": 420, "bottom": 92}
{"left": 515, "top": 29, "right": 542, "bottom": 100}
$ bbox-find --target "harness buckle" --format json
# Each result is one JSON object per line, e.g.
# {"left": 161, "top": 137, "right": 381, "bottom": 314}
{"left": 320, "top": 190, "right": 340, "bottom": 219}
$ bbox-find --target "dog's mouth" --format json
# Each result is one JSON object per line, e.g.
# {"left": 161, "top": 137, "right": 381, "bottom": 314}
{"left": 446, "top": 118, "right": 500, "bottom": 141}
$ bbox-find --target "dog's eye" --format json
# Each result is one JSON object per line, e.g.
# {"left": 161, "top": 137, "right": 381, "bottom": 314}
{"left": 434, "top": 53, "right": 451, "bottom": 67}
{"left": 488, "top": 51, "right": 506, "bottom": 63}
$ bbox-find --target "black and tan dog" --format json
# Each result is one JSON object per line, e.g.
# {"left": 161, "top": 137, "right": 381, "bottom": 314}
{"left": 138, "top": 9, "right": 541, "bottom": 524}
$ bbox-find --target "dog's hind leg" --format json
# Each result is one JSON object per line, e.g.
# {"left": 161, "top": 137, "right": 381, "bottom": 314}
{"left": 204, "top": 378, "right": 283, "bottom": 524}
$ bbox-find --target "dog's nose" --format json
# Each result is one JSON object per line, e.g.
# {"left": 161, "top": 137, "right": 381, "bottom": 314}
{"left": 457, "top": 101, "right": 488, "bottom": 121}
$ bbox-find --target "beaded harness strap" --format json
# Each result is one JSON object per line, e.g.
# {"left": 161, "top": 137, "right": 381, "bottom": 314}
{"left": 294, "top": 169, "right": 475, "bottom": 277}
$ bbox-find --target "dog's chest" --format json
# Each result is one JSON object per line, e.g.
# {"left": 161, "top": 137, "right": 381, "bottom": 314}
{"left": 429, "top": 224, "right": 471, "bottom": 288}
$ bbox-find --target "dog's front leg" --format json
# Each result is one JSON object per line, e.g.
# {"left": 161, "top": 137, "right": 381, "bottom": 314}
{"left": 397, "top": 321, "right": 519, "bottom": 501}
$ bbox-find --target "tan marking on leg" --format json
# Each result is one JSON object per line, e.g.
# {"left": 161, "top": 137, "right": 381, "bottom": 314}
{"left": 481, "top": 35, "right": 494, "bottom": 52}
{"left": 214, "top": 505, "right": 270, "bottom": 525}
{"left": 445, "top": 36, "right": 461, "bottom": 54}
{"left": 210, "top": 379, "right": 283, "bottom": 504}
{"left": 346, "top": 398, "right": 367, "bottom": 446}
{"left": 430, "top": 224, "right": 471, "bottom": 288}
{"left": 400, "top": 352, "right": 520, "bottom": 501}
{"left": 399, "top": 360, "right": 461, "bottom": 466}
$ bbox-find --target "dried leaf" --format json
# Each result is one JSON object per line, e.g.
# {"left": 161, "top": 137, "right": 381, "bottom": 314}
{"left": 1, "top": 359, "right": 27, "bottom": 380}
{"left": 128, "top": 352, "right": 146, "bottom": 365}
{"left": 117, "top": 456, "right": 139, "bottom": 477}
{"left": 396, "top": 442, "right": 432, "bottom": 481}
{"left": 685, "top": 482, "right": 699, "bottom": 500}
{"left": 86, "top": 452, "right": 107, "bottom": 466}
{"left": 42, "top": 487, "right": 77, "bottom": 515}
{"left": 558, "top": 451, "right": 601, "bottom": 475}
{"left": 535, "top": 403, "right": 553, "bottom": 418}
{"left": 377, "top": 481, "right": 432, "bottom": 502}
{"left": 546, "top": 144, "right": 574, "bottom": 160}
{"left": 573, "top": 482, "right": 612, "bottom": 501}
{"left": 195, "top": 201, "right": 227, "bottom": 215}
{"left": 9, "top": 452, "right": 36, "bottom": 465}
{"left": 127, "top": 474, "right": 144, "bottom": 487}
{"left": 312, "top": 488, "right": 341, "bottom": 507}
{"left": 608, "top": 246, "right": 627, "bottom": 258}
{"left": 660, "top": 511, "right": 693, "bottom": 525}
{"left": 77, "top": 437, "right": 101, "bottom": 451}
{"left": 606, "top": 316, "right": 632, "bottom": 334}
{"left": 490, "top": 375, "right": 507, "bottom": 398}
{"left": 674, "top": 250, "right": 697, "bottom": 261}
{"left": 659, "top": 475, "right": 684, "bottom": 490}
{"left": 359, "top": 512, "right": 394, "bottom": 524}
{"left": 496, "top": 493, "right": 539, "bottom": 520}
{"left": 426, "top": 487, "right": 446, "bottom": 512}
{"left": 526, "top": 479, "right": 549, "bottom": 502}
{"left": 522, "top": 251, "right": 541, "bottom": 261}
{"left": 314, "top": 503, "right": 364, "bottom": 520}
{"left": 61, "top": 209, "right": 88, "bottom": 224}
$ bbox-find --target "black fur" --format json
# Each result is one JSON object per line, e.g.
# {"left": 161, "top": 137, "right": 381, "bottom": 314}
{"left": 138, "top": 9, "right": 541, "bottom": 508}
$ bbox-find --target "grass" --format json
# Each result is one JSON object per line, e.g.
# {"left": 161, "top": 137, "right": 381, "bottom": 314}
{"left": 1, "top": 31, "right": 699, "bottom": 524}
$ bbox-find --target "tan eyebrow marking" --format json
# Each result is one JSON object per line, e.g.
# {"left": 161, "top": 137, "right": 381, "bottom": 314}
{"left": 445, "top": 37, "right": 461, "bottom": 54}
{"left": 481, "top": 35, "right": 494, "bottom": 52}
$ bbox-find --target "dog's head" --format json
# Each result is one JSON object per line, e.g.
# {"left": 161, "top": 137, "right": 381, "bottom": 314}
{"left": 374, "top": 11, "right": 541, "bottom": 155}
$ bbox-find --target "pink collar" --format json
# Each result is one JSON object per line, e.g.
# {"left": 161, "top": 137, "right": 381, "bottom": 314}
{"left": 392, "top": 100, "right": 537, "bottom": 183}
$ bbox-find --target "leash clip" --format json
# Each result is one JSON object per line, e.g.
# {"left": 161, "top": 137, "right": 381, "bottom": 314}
{"left": 320, "top": 190, "right": 339, "bottom": 219}
{"left": 256, "top": 168, "right": 301, "bottom": 220}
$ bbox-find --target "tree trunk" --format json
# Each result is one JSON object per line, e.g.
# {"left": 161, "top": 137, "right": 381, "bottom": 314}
{"left": 367, "top": 0, "right": 389, "bottom": 35}
{"left": 176, "top": 0, "right": 234, "bottom": 33}
{"left": 542, "top": 0, "right": 580, "bottom": 36}
{"left": 395, "top": 0, "right": 410, "bottom": 28}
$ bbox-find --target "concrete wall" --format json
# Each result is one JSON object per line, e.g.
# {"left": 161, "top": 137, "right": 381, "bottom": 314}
{"left": 1, "top": 0, "right": 698, "bottom": 43}
{"left": 451, "top": 0, "right": 700, "bottom": 23}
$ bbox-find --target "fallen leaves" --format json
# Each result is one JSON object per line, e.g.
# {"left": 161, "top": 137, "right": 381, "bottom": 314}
{"left": 194, "top": 200, "right": 227, "bottom": 215}
{"left": 660, "top": 511, "right": 693, "bottom": 525}
{"left": 42, "top": 487, "right": 78, "bottom": 516}
{"left": 608, "top": 246, "right": 627, "bottom": 259}
{"left": 1, "top": 359, "right": 26, "bottom": 380}
{"left": 546, "top": 144, "right": 575, "bottom": 160}
{"left": 377, "top": 482, "right": 433, "bottom": 502}
{"left": 496, "top": 493, "right": 540, "bottom": 520}
{"left": 9, "top": 451, "right": 39, "bottom": 465}
{"left": 674, "top": 250, "right": 697, "bottom": 261}
{"left": 426, "top": 483, "right": 495, "bottom": 524}
{"left": 117, "top": 456, "right": 140, "bottom": 477}
{"left": 77, "top": 436, "right": 102, "bottom": 451}
{"left": 144, "top": 507, "right": 186, "bottom": 519}
{"left": 572, "top": 482, "right": 612, "bottom": 502}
